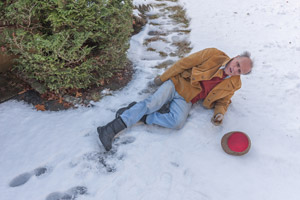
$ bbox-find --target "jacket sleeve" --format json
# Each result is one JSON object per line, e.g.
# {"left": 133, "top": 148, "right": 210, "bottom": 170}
{"left": 159, "top": 48, "right": 220, "bottom": 82}
{"left": 212, "top": 76, "right": 242, "bottom": 117}
{"left": 213, "top": 93, "right": 234, "bottom": 117}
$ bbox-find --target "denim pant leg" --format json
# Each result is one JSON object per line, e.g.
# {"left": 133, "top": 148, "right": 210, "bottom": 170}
{"left": 146, "top": 91, "right": 192, "bottom": 129}
{"left": 120, "top": 80, "right": 176, "bottom": 127}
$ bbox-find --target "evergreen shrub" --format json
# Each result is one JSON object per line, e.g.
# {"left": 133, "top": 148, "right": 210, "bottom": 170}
{"left": 0, "top": 0, "right": 133, "bottom": 93}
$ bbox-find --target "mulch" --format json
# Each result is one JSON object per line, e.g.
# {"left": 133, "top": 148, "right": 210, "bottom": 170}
{"left": 0, "top": 64, "right": 133, "bottom": 111}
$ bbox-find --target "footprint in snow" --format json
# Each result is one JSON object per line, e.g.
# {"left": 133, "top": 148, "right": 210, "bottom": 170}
{"left": 45, "top": 186, "right": 87, "bottom": 200}
{"left": 9, "top": 166, "right": 48, "bottom": 187}
{"left": 114, "top": 136, "right": 136, "bottom": 146}
{"left": 69, "top": 136, "right": 135, "bottom": 174}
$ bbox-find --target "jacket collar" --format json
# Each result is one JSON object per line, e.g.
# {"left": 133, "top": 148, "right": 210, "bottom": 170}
{"left": 222, "top": 57, "right": 233, "bottom": 66}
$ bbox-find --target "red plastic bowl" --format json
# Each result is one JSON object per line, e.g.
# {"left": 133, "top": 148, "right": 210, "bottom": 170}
{"left": 221, "top": 131, "right": 251, "bottom": 156}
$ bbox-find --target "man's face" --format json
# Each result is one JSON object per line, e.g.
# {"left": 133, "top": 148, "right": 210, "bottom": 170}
{"left": 225, "top": 56, "right": 252, "bottom": 76}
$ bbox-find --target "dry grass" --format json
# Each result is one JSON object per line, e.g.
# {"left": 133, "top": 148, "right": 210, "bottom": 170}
{"left": 155, "top": 60, "right": 175, "bottom": 69}
{"left": 144, "top": 0, "right": 192, "bottom": 61}
{"left": 143, "top": 36, "right": 169, "bottom": 46}
{"left": 168, "top": 6, "right": 189, "bottom": 25}
{"left": 172, "top": 40, "right": 192, "bottom": 58}
{"left": 159, "top": 51, "right": 168, "bottom": 57}
{"left": 147, "top": 48, "right": 156, "bottom": 52}
{"left": 148, "top": 14, "right": 160, "bottom": 20}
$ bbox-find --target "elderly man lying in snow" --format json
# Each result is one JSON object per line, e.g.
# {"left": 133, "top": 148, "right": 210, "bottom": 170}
{"left": 97, "top": 48, "right": 253, "bottom": 151}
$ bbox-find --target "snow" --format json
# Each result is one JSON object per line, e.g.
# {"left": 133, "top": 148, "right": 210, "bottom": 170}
{"left": 1, "top": 0, "right": 300, "bottom": 200}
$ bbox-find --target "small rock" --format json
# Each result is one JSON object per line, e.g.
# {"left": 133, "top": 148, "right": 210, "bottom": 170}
{"left": 63, "top": 95, "right": 81, "bottom": 105}
{"left": 91, "top": 92, "right": 101, "bottom": 102}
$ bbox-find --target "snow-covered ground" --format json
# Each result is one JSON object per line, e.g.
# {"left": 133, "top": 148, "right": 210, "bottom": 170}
{"left": 1, "top": 0, "right": 300, "bottom": 199}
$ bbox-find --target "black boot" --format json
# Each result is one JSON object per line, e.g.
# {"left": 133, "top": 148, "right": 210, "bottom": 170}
{"left": 140, "top": 115, "right": 147, "bottom": 124}
{"left": 157, "top": 102, "right": 170, "bottom": 114}
{"left": 115, "top": 102, "right": 137, "bottom": 118}
{"left": 97, "top": 117, "right": 127, "bottom": 151}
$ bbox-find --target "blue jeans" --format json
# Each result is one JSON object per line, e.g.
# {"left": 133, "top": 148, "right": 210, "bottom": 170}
{"left": 120, "top": 80, "right": 192, "bottom": 129}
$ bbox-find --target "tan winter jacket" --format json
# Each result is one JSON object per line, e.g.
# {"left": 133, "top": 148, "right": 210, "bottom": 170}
{"left": 159, "top": 48, "right": 242, "bottom": 116}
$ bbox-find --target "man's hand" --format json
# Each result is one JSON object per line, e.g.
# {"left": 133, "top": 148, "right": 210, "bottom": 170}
{"left": 211, "top": 113, "right": 224, "bottom": 126}
{"left": 154, "top": 76, "right": 163, "bottom": 86}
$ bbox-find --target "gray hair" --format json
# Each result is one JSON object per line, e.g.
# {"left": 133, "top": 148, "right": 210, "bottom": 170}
{"left": 240, "top": 51, "right": 251, "bottom": 58}
{"left": 240, "top": 51, "right": 253, "bottom": 74}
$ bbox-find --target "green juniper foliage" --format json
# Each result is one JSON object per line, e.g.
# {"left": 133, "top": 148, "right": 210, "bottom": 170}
{"left": 0, "top": 0, "right": 133, "bottom": 93}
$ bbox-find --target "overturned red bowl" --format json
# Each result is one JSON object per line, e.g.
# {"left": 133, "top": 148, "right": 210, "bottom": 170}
{"left": 221, "top": 131, "right": 251, "bottom": 156}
